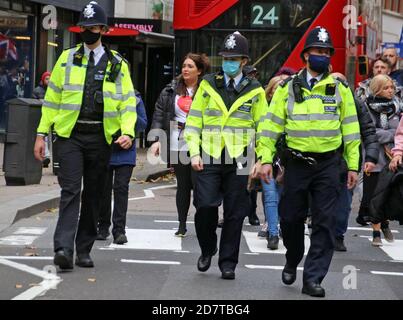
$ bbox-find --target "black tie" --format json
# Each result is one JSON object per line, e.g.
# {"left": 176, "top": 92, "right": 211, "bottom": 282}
{"left": 228, "top": 78, "right": 235, "bottom": 92}
{"left": 310, "top": 78, "right": 317, "bottom": 90}
{"left": 88, "top": 50, "right": 95, "bottom": 68}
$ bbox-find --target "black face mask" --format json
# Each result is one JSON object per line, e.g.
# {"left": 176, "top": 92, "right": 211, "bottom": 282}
{"left": 80, "top": 29, "right": 101, "bottom": 45}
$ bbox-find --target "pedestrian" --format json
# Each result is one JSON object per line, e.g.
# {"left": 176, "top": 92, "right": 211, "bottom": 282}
{"left": 331, "top": 73, "right": 379, "bottom": 251}
{"left": 34, "top": 1, "right": 137, "bottom": 270}
{"left": 258, "top": 27, "right": 361, "bottom": 297}
{"left": 149, "top": 53, "right": 210, "bottom": 237}
{"left": 33, "top": 71, "right": 51, "bottom": 99}
{"left": 382, "top": 47, "right": 403, "bottom": 86}
{"left": 97, "top": 90, "right": 147, "bottom": 244}
{"left": 257, "top": 74, "right": 290, "bottom": 248}
{"left": 358, "top": 74, "right": 399, "bottom": 246}
{"left": 184, "top": 31, "right": 271, "bottom": 280}
{"left": 33, "top": 71, "right": 52, "bottom": 167}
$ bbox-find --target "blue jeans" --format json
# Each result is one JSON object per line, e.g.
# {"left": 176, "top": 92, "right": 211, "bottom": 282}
{"left": 335, "top": 183, "right": 353, "bottom": 240}
{"left": 261, "top": 179, "right": 280, "bottom": 237}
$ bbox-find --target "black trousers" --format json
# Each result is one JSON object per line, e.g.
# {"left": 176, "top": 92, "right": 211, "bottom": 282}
{"left": 172, "top": 157, "right": 195, "bottom": 227}
{"left": 193, "top": 163, "right": 249, "bottom": 271}
{"left": 54, "top": 131, "right": 111, "bottom": 254}
{"left": 279, "top": 154, "right": 341, "bottom": 284}
{"left": 98, "top": 165, "right": 134, "bottom": 237}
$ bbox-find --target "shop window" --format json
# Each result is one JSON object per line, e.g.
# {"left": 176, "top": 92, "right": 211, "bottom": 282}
{"left": 0, "top": 0, "right": 9, "bottom": 10}
{"left": 0, "top": 10, "right": 34, "bottom": 131}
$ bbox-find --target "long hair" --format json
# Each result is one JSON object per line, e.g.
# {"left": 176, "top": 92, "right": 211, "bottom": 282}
{"left": 176, "top": 53, "right": 210, "bottom": 97}
{"left": 369, "top": 74, "right": 395, "bottom": 97}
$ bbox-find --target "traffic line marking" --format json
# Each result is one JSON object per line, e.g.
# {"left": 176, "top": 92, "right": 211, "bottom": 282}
{"left": 0, "top": 258, "right": 61, "bottom": 300}
{"left": 0, "top": 236, "right": 38, "bottom": 246}
{"left": 155, "top": 220, "right": 194, "bottom": 224}
{"left": 245, "top": 265, "right": 304, "bottom": 271}
{"left": 13, "top": 228, "right": 47, "bottom": 235}
{"left": 243, "top": 231, "right": 311, "bottom": 254}
{"left": 121, "top": 259, "right": 181, "bottom": 265}
{"left": 108, "top": 229, "right": 182, "bottom": 251}
{"left": 0, "top": 256, "right": 53, "bottom": 261}
{"left": 348, "top": 227, "right": 399, "bottom": 233}
{"left": 371, "top": 271, "right": 403, "bottom": 277}
{"left": 128, "top": 184, "right": 177, "bottom": 201}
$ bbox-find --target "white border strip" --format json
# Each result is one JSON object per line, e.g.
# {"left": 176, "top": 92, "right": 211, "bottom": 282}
{"left": 0, "top": 258, "right": 62, "bottom": 300}
{"left": 121, "top": 259, "right": 181, "bottom": 265}
{"left": 245, "top": 265, "right": 304, "bottom": 271}
{"left": 371, "top": 271, "right": 403, "bottom": 277}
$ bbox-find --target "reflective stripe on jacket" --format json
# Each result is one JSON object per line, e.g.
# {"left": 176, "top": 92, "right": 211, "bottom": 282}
{"left": 37, "top": 44, "right": 137, "bottom": 144}
{"left": 184, "top": 75, "right": 271, "bottom": 163}
{"left": 263, "top": 71, "right": 361, "bottom": 170}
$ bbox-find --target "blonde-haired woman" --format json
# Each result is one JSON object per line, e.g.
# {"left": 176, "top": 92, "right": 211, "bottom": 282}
{"left": 360, "top": 74, "right": 400, "bottom": 246}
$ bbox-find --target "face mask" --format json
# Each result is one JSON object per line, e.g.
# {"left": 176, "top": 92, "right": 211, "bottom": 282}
{"left": 222, "top": 60, "right": 241, "bottom": 77}
{"left": 308, "top": 54, "right": 330, "bottom": 74}
{"left": 81, "top": 29, "right": 101, "bottom": 45}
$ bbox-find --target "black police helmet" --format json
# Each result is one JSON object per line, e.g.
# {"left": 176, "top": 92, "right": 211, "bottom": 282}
{"left": 77, "top": 1, "right": 108, "bottom": 28}
{"left": 300, "top": 27, "right": 335, "bottom": 59}
{"left": 219, "top": 31, "right": 250, "bottom": 59}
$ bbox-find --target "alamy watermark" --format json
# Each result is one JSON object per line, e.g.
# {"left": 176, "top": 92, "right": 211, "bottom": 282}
{"left": 342, "top": 265, "right": 358, "bottom": 290}
{"left": 42, "top": 5, "right": 58, "bottom": 30}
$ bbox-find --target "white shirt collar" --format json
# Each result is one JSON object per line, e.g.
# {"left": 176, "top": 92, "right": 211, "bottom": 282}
{"left": 224, "top": 72, "right": 243, "bottom": 88}
{"left": 306, "top": 70, "right": 323, "bottom": 86}
{"left": 83, "top": 43, "right": 105, "bottom": 64}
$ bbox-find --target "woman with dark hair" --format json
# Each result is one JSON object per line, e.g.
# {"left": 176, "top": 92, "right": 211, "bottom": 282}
{"left": 149, "top": 53, "right": 210, "bottom": 237}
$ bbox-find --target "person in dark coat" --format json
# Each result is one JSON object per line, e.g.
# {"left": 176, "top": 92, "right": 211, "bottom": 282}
{"left": 329, "top": 73, "right": 379, "bottom": 251}
{"left": 33, "top": 71, "right": 51, "bottom": 167}
{"left": 96, "top": 90, "right": 148, "bottom": 244}
{"left": 148, "top": 53, "right": 210, "bottom": 237}
{"left": 359, "top": 74, "right": 400, "bottom": 246}
{"left": 33, "top": 71, "right": 51, "bottom": 99}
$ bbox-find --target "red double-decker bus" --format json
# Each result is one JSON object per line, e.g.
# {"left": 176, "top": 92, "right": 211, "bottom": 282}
{"left": 173, "top": 0, "right": 382, "bottom": 87}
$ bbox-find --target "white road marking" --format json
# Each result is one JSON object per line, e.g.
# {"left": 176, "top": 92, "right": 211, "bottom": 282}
{"left": 0, "top": 256, "right": 53, "bottom": 261}
{"left": 348, "top": 227, "right": 399, "bottom": 233}
{"left": 377, "top": 240, "right": 403, "bottom": 261}
{"left": 155, "top": 220, "right": 194, "bottom": 224}
{"left": 371, "top": 271, "right": 403, "bottom": 277}
{"left": 128, "top": 184, "right": 177, "bottom": 201}
{"left": 0, "top": 258, "right": 62, "bottom": 300}
{"left": 245, "top": 265, "right": 304, "bottom": 271}
{"left": 13, "top": 227, "right": 47, "bottom": 235}
{"left": 0, "top": 236, "right": 38, "bottom": 246}
{"left": 174, "top": 250, "right": 190, "bottom": 253}
{"left": 361, "top": 237, "right": 403, "bottom": 261}
{"left": 244, "top": 253, "right": 260, "bottom": 255}
{"left": 243, "top": 231, "right": 311, "bottom": 254}
{"left": 108, "top": 229, "right": 182, "bottom": 251}
{"left": 121, "top": 259, "right": 181, "bottom": 265}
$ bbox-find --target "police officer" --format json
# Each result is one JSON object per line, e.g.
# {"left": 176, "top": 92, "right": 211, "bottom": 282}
{"left": 34, "top": 1, "right": 137, "bottom": 270}
{"left": 258, "top": 27, "right": 360, "bottom": 297}
{"left": 184, "top": 32, "right": 271, "bottom": 280}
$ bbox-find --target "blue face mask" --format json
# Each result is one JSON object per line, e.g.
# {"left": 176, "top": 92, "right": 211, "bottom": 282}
{"left": 308, "top": 54, "right": 330, "bottom": 74}
{"left": 222, "top": 60, "right": 241, "bottom": 77}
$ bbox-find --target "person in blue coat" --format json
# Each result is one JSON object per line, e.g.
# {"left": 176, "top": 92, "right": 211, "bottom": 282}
{"left": 96, "top": 90, "right": 148, "bottom": 244}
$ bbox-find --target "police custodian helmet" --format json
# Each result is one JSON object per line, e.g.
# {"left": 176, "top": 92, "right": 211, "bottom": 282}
{"left": 77, "top": 1, "right": 108, "bottom": 28}
{"left": 219, "top": 31, "right": 250, "bottom": 59}
{"left": 300, "top": 27, "right": 335, "bottom": 59}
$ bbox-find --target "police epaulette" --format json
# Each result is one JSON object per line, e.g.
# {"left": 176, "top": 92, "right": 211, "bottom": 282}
{"left": 279, "top": 75, "right": 294, "bottom": 87}
{"left": 336, "top": 77, "right": 349, "bottom": 88}
{"left": 112, "top": 51, "right": 128, "bottom": 65}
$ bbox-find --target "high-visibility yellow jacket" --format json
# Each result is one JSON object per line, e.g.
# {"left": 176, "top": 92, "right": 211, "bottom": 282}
{"left": 263, "top": 70, "right": 361, "bottom": 170}
{"left": 37, "top": 44, "right": 137, "bottom": 144}
{"left": 184, "top": 73, "right": 272, "bottom": 163}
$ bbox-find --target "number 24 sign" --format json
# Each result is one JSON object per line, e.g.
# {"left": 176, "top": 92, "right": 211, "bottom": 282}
{"left": 251, "top": 3, "right": 280, "bottom": 28}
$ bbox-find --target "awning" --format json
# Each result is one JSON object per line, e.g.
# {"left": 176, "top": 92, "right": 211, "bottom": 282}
{"left": 68, "top": 26, "right": 139, "bottom": 37}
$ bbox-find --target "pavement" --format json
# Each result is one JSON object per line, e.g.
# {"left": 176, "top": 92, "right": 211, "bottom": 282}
{"left": 0, "top": 142, "right": 171, "bottom": 233}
